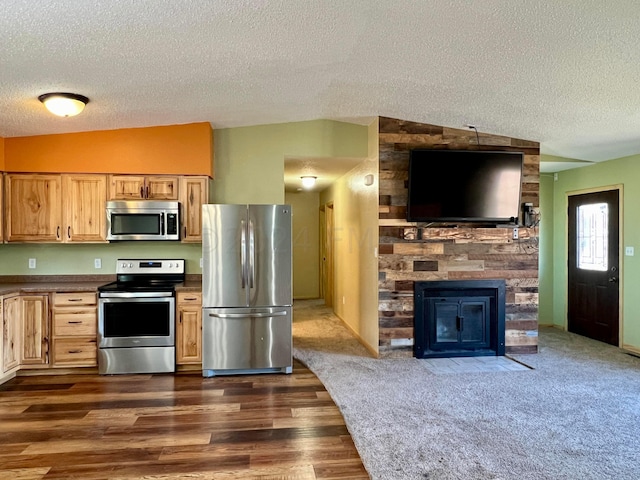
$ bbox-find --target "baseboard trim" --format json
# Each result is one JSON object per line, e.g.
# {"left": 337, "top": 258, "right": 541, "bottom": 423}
{"left": 334, "top": 312, "right": 379, "bottom": 358}
{"left": 622, "top": 344, "right": 640, "bottom": 356}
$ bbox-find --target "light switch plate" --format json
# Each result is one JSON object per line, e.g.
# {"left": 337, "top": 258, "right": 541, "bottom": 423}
{"left": 94, "top": 258, "right": 102, "bottom": 269}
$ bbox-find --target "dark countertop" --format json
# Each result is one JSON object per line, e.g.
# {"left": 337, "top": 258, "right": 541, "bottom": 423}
{"left": 0, "top": 275, "right": 202, "bottom": 296}
{"left": 176, "top": 281, "right": 202, "bottom": 292}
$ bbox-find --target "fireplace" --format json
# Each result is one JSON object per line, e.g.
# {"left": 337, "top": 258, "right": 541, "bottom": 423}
{"left": 414, "top": 280, "right": 506, "bottom": 358}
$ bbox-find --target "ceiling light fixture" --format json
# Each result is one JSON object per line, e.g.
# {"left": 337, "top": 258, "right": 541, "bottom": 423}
{"left": 301, "top": 176, "right": 317, "bottom": 189}
{"left": 38, "top": 92, "right": 89, "bottom": 117}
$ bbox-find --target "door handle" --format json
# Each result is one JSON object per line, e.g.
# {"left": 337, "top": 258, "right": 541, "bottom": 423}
{"left": 248, "top": 220, "right": 255, "bottom": 289}
{"left": 209, "top": 311, "right": 287, "bottom": 319}
{"left": 608, "top": 277, "right": 618, "bottom": 283}
{"left": 240, "top": 220, "right": 247, "bottom": 288}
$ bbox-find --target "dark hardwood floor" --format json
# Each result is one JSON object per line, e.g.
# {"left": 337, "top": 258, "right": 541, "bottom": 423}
{"left": 0, "top": 360, "right": 369, "bottom": 479}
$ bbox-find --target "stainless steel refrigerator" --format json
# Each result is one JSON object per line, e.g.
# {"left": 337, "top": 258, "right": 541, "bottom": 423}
{"left": 201, "top": 204, "right": 292, "bottom": 377}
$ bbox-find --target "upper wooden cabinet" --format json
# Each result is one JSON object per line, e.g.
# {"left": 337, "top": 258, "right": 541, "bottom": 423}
{"left": 5, "top": 173, "right": 107, "bottom": 243}
{"left": 63, "top": 175, "right": 107, "bottom": 243}
{"left": 5, "top": 174, "right": 62, "bottom": 242}
{"left": 179, "top": 176, "right": 208, "bottom": 243}
{"left": 108, "top": 175, "right": 179, "bottom": 200}
{"left": 0, "top": 175, "right": 3, "bottom": 243}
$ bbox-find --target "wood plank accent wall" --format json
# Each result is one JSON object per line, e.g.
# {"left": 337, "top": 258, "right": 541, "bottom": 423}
{"left": 378, "top": 117, "right": 540, "bottom": 357}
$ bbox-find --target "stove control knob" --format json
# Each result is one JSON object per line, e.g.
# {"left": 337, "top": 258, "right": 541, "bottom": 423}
{"left": 128, "top": 263, "right": 133, "bottom": 268}
{"left": 168, "top": 262, "right": 174, "bottom": 268}
{"left": 121, "top": 263, "right": 127, "bottom": 269}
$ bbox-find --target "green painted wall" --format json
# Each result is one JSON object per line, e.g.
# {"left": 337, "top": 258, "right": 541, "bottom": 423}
{"left": 538, "top": 173, "right": 555, "bottom": 325}
{"left": 211, "top": 120, "right": 369, "bottom": 204}
{"left": 549, "top": 154, "right": 640, "bottom": 350}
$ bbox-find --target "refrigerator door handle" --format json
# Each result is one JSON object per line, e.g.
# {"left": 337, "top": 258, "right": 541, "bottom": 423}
{"left": 208, "top": 311, "right": 288, "bottom": 319}
{"left": 248, "top": 220, "right": 255, "bottom": 289}
{"left": 240, "top": 219, "right": 247, "bottom": 289}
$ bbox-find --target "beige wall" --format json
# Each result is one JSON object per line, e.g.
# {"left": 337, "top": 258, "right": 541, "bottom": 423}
{"left": 285, "top": 190, "right": 320, "bottom": 299}
{"left": 320, "top": 119, "right": 380, "bottom": 354}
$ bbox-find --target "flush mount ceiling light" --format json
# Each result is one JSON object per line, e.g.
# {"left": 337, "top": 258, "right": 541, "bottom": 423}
{"left": 301, "top": 176, "right": 317, "bottom": 189}
{"left": 38, "top": 92, "right": 89, "bottom": 117}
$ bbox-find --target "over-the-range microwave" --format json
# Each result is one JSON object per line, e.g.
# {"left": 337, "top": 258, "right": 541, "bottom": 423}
{"left": 106, "top": 200, "right": 180, "bottom": 241}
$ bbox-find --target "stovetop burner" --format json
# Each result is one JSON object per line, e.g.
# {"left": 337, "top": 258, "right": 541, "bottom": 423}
{"left": 98, "top": 258, "right": 186, "bottom": 294}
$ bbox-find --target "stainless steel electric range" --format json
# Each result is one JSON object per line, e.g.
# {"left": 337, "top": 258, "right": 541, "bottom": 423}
{"left": 97, "top": 259, "right": 185, "bottom": 375}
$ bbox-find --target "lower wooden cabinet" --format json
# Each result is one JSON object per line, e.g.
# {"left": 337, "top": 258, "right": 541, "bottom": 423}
{"left": 51, "top": 292, "right": 97, "bottom": 367}
{"left": 20, "top": 295, "right": 49, "bottom": 367}
{"left": 176, "top": 292, "right": 202, "bottom": 365}
{"left": 2, "top": 296, "right": 21, "bottom": 374}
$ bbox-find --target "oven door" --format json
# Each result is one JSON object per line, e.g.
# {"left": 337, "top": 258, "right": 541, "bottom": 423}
{"left": 98, "top": 293, "right": 175, "bottom": 348}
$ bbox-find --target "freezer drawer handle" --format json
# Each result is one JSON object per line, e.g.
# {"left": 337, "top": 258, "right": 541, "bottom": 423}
{"left": 208, "top": 311, "right": 288, "bottom": 319}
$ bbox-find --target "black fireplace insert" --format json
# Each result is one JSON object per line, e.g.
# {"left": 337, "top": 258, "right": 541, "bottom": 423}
{"left": 414, "top": 280, "right": 506, "bottom": 358}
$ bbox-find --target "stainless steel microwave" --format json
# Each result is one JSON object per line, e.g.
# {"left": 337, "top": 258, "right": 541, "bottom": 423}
{"left": 106, "top": 200, "right": 180, "bottom": 241}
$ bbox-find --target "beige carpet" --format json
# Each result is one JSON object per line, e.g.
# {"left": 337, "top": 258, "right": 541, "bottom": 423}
{"left": 292, "top": 298, "right": 640, "bottom": 480}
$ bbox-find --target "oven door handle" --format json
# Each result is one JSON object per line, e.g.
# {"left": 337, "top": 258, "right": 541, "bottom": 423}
{"left": 99, "top": 292, "right": 174, "bottom": 298}
{"left": 208, "top": 311, "right": 287, "bottom": 319}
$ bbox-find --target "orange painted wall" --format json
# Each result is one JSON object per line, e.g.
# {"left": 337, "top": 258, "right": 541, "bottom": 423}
{"left": 4, "top": 122, "right": 213, "bottom": 177}
{"left": 0, "top": 137, "right": 5, "bottom": 170}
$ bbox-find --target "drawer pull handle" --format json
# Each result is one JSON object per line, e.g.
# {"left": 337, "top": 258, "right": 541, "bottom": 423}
{"left": 68, "top": 350, "right": 82, "bottom": 354}
{"left": 67, "top": 298, "right": 83, "bottom": 302}
{"left": 67, "top": 321, "right": 82, "bottom": 324}
{"left": 184, "top": 297, "right": 198, "bottom": 301}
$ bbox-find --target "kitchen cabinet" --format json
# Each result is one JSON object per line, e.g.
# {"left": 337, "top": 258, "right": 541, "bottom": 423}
{"left": 108, "top": 175, "right": 179, "bottom": 200}
{"left": 179, "top": 176, "right": 208, "bottom": 243}
{"left": 5, "top": 174, "right": 62, "bottom": 242}
{"left": 176, "top": 292, "right": 202, "bottom": 365}
{"left": 51, "top": 292, "right": 97, "bottom": 367}
{"left": 20, "top": 295, "right": 49, "bottom": 367}
{"left": 2, "top": 296, "right": 20, "bottom": 373}
{"left": 5, "top": 173, "right": 107, "bottom": 243}
{"left": 0, "top": 174, "right": 3, "bottom": 243}
{"left": 63, "top": 175, "right": 107, "bottom": 242}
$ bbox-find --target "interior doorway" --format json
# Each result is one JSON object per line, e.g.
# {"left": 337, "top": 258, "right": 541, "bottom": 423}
{"left": 320, "top": 203, "right": 334, "bottom": 307}
{"left": 567, "top": 188, "right": 620, "bottom": 346}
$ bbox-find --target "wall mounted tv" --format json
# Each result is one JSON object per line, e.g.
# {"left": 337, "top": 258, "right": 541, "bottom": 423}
{"left": 407, "top": 149, "right": 524, "bottom": 224}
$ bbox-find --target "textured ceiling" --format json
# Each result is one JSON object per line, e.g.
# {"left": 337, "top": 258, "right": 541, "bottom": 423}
{"left": 2, "top": 0, "right": 640, "bottom": 173}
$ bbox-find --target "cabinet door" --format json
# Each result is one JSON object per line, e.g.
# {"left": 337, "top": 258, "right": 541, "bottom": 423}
{"left": 108, "top": 175, "right": 146, "bottom": 200}
{"left": 3, "top": 296, "right": 21, "bottom": 372}
{"left": 0, "top": 174, "right": 3, "bottom": 243}
{"left": 177, "top": 296, "right": 202, "bottom": 365}
{"left": 63, "top": 175, "right": 107, "bottom": 242}
{"left": 146, "top": 176, "right": 179, "bottom": 200}
{"left": 179, "top": 176, "right": 208, "bottom": 243}
{"left": 5, "top": 174, "right": 62, "bottom": 242}
{"left": 21, "top": 295, "right": 49, "bottom": 365}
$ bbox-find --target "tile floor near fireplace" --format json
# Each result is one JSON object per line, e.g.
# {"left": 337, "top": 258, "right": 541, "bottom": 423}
{"left": 421, "top": 355, "right": 531, "bottom": 374}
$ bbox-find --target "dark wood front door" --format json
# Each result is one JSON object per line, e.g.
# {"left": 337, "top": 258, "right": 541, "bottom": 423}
{"left": 567, "top": 189, "right": 620, "bottom": 346}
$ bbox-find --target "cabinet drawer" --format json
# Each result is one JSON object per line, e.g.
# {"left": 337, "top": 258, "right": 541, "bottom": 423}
{"left": 53, "top": 292, "right": 97, "bottom": 306}
{"left": 53, "top": 311, "right": 97, "bottom": 336}
{"left": 177, "top": 292, "right": 202, "bottom": 305}
{"left": 52, "top": 338, "right": 97, "bottom": 366}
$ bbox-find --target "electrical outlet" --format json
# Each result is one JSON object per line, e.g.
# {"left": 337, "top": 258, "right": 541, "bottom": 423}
{"left": 94, "top": 258, "right": 102, "bottom": 269}
{"left": 625, "top": 246, "right": 634, "bottom": 256}
{"left": 200, "top": 257, "right": 203, "bottom": 268}
{"left": 512, "top": 228, "right": 519, "bottom": 240}
{"left": 28, "top": 258, "right": 36, "bottom": 269}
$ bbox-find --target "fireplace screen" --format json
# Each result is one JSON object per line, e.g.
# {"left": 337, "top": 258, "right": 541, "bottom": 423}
{"left": 414, "top": 280, "right": 506, "bottom": 358}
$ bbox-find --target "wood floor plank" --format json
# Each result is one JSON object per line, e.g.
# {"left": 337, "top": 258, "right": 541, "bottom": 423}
{"left": 0, "top": 360, "right": 369, "bottom": 479}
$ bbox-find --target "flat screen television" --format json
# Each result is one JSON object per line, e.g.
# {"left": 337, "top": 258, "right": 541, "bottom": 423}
{"left": 407, "top": 149, "right": 524, "bottom": 224}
